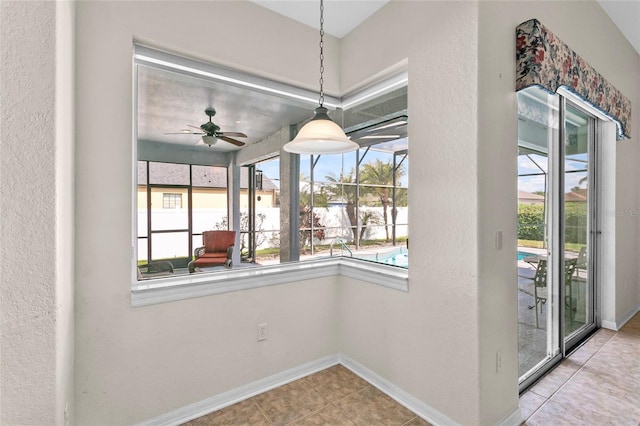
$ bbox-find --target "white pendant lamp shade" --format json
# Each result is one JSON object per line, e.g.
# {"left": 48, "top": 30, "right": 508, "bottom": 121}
{"left": 284, "top": 107, "right": 358, "bottom": 154}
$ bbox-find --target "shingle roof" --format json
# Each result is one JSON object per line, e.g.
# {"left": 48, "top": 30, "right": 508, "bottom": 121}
{"left": 565, "top": 189, "right": 587, "bottom": 202}
{"left": 518, "top": 191, "right": 545, "bottom": 201}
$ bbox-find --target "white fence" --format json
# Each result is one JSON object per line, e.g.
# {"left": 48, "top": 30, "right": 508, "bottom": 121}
{"left": 138, "top": 207, "right": 408, "bottom": 261}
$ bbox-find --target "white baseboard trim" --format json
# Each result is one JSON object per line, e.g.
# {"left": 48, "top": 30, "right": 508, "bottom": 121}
{"left": 139, "top": 353, "right": 521, "bottom": 426}
{"left": 495, "top": 407, "right": 525, "bottom": 426}
{"left": 136, "top": 354, "right": 340, "bottom": 426}
{"left": 602, "top": 304, "right": 640, "bottom": 330}
{"left": 337, "top": 353, "right": 459, "bottom": 426}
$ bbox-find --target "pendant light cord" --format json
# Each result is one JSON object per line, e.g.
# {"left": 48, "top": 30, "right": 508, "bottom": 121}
{"left": 318, "top": 0, "right": 325, "bottom": 108}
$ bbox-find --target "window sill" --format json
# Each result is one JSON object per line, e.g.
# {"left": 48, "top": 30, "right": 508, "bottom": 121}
{"left": 131, "top": 257, "right": 408, "bottom": 307}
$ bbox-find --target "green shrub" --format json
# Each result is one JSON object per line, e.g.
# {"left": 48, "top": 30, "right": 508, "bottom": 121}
{"left": 518, "top": 202, "right": 587, "bottom": 244}
{"left": 518, "top": 203, "right": 544, "bottom": 241}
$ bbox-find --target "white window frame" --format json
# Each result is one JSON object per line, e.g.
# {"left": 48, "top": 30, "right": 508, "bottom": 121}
{"left": 132, "top": 45, "right": 409, "bottom": 306}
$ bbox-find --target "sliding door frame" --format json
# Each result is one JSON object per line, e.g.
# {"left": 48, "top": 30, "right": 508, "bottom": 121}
{"left": 519, "top": 94, "right": 601, "bottom": 392}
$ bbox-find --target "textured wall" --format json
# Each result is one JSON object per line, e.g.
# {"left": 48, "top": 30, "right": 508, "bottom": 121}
{"left": 74, "top": 2, "right": 340, "bottom": 424}
{"left": 340, "top": 2, "right": 484, "bottom": 424}
{"left": 476, "top": 0, "right": 639, "bottom": 421}
{"left": 1, "top": 2, "right": 58, "bottom": 424}
{"left": 6, "top": 1, "right": 634, "bottom": 425}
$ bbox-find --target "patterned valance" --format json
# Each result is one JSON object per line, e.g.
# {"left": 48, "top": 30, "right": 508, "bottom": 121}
{"left": 516, "top": 19, "right": 631, "bottom": 140}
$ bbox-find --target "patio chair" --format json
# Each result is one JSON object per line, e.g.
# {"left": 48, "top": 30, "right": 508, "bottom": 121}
{"left": 138, "top": 260, "right": 174, "bottom": 279}
{"left": 565, "top": 258, "right": 578, "bottom": 325}
{"left": 529, "top": 258, "right": 578, "bottom": 328}
{"left": 529, "top": 259, "right": 548, "bottom": 329}
{"left": 575, "top": 246, "right": 587, "bottom": 279}
{"left": 188, "top": 230, "right": 235, "bottom": 273}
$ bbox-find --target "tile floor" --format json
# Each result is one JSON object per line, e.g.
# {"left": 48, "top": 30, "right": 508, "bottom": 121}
{"left": 521, "top": 312, "right": 640, "bottom": 425}
{"left": 183, "top": 313, "right": 640, "bottom": 426}
{"left": 183, "top": 364, "right": 431, "bottom": 426}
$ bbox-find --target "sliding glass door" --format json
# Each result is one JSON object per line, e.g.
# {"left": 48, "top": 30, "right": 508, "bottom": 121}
{"left": 563, "top": 103, "right": 597, "bottom": 348}
{"left": 517, "top": 87, "right": 598, "bottom": 388}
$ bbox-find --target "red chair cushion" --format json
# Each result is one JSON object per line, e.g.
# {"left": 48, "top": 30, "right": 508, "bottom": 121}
{"left": 192, "top": 254, "right": 227, "bottom": 267}
{"left": 203, "top": 231, "right": 235, "bottom": 253}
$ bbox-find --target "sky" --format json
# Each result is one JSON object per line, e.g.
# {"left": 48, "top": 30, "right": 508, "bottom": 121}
{"left": 256, "top": 145, "right": 410, "bottom": 190}
{"left": 518, "top": 153, "right": 588, "bottom": 194}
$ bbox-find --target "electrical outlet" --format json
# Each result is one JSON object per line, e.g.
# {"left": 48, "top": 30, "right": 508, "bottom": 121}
{"left": 257, "top": 323, "right": 267, "bottom": 341}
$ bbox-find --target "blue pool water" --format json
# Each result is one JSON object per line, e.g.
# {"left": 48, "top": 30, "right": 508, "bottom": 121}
{"left": 517, "top": 251, "right": 535, "bottom": 261}
{"left": 377, "top": 250, "right": 408, "bottom": 268}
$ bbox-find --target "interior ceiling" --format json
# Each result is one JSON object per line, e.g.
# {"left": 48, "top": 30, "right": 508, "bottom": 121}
{"left": 249, "top": 0, "right": 389, "bottom": 39}
{"left": 597, "top": 0, "right": 640, "bottom": 55}
{"left": 252, "top": 0, "right": 639, "bottom": 55}
{"left": 137, "top": 1, "right": 637, "bottom": 155}
{"left": 137, "top": 65, "right": 314, "bottom": 152}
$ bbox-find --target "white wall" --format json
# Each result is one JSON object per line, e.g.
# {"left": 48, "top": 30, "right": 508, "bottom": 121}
{"left": 477, "top": 0, "right": 639, "bottom": 419}
{"left": 74, "top": 2, "right": 342, "bottom": 424}
{"left": 5, "top": 1, "right": 636, "bottom": 425}
{"left": 338, "top": 1, "right": 640, "bottom": 425}
{"left": 476, "top": 1, "right": 640, "bottom": 326}
{"left": 340, "top": 2, "right": 486, "bottom": 424}
{"left": 1, "top": 2, "right": 75, "bottom": 425}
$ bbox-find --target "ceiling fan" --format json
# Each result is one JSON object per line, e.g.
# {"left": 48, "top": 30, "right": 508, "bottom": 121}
{"left": 165, "top": 107, "right": 247, "bottom": 147}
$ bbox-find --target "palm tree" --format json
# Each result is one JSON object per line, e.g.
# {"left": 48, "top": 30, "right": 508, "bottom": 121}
{"left": 360, "top": 159, "right": 406, "bottom": 241}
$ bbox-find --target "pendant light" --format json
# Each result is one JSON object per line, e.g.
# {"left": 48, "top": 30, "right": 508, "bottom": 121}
{"left": 283, "top": 0, "right": 359, "bottom": 155}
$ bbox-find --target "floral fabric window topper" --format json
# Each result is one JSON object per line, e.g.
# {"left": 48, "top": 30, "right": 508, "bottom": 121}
{"left": 516, "top": 18, "right": 631, "bottom": 140}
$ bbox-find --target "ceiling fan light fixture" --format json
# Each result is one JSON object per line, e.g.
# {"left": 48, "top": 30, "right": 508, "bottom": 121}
{"left": 202, "top": 135, "right": 217, "bottom": 146}
{"left": 283, "top": 0, "right": 358, "bottom": 156}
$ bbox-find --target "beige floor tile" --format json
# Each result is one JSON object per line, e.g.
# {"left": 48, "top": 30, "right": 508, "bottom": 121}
{"left": 566, "top": 343, "right": 596, "bottom": 365}
{"left": 519, "top": 390, "right": 547, "bottom": 420}
{"left": 304, "top": 365, "right": 369, "bottom": 402}
{"left": 524, "top": 313, "right": 640, "bottom": 426}
{"left": 588, "top": 328, "right": 616, "bottom": 346}
{"left": 182, "top": 399, "right": 270, "bottom": 426}
{"left": 287, "top": 404, "right": 356, "bottom": 426}
{"left": 528, "top": 359, "right": 580, "bottom": 398}
{"left": 402, "top": 416, "right": 433, "bottom": 425}
{"left": 588, "top": 343, "right": 640, "bottom": 372}
{"left": 524, "top": 400, "right": 590, "bottom": 426}
{"left": 537, "top": 381, "right": 640, "bottom": 425}
{"left": 573, "top": 365, "right": 640, "bottom": 406}
{"left": 335, "top": 386, "right": 416, "bottom": 426}
{"left": 252, "top": 380, "right": 328, "bottom": 426}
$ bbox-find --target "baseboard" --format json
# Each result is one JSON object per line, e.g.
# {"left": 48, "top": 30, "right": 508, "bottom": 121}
{"left": 495, "top": 407, "right": 525, "bottom": 426}
{"left": 138, "top": 353, "right": 520, "bottom": 426}
{"left": 135, "top": 354, "right": 340, "bottom": 426}
{"left": 337, "top": 353, "right": 459, "bottom": 426}
{"left": 602, "top": 304, "right": 639, "bottom": 330}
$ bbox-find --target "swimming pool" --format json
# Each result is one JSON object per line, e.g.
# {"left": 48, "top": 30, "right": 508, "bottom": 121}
{"left": 517, "top": 251, "right": 536, "bottom": 261}
{"left": 380, "top": 251, "right": 408, "bottom": 268}
{"left": 354, "top": 248, "right": 408, "bottom": 268}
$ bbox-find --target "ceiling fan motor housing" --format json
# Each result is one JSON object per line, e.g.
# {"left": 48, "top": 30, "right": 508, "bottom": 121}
{"left": 201, "top": 121, "right": 220, "bottom": 135}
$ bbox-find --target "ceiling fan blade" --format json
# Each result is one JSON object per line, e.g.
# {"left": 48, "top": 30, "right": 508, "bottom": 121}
{"left": 218, "top": 132, "right": 247, "bottom": 138}
{"left": 164, "top": 131, "right": 203, "bottom": 135}
{"left": 187, "top": 124, "right": 204, "bottom": 131}
{"left": 219, "top": 136, "right": 246, "bottom": 147}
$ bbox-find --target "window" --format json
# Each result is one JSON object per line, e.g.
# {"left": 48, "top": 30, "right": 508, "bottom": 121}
{"left": 134, "top": 45, "right": 409, "bottom": 286}
{"left": 298, "top": 88, "right": 409, "bottom": 267}
{"left": 163, "top": 193, "right": 182, "bottom": 209}
{"left": 136, "top": 161, "right": 228, "bottom": 272}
